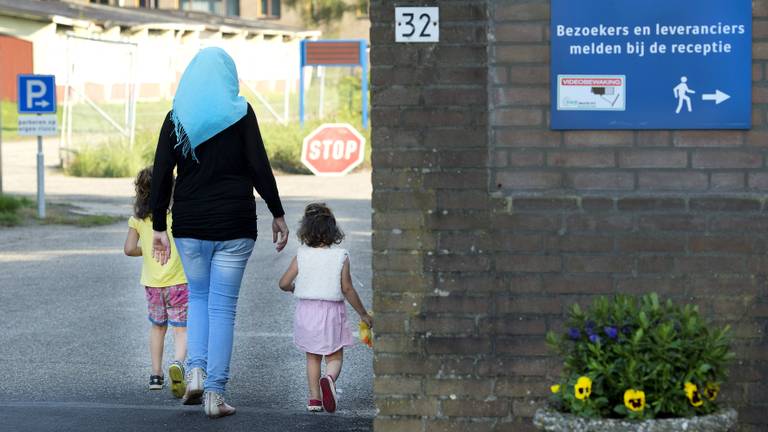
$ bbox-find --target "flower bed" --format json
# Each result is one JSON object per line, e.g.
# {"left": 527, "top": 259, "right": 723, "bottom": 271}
{"left": 543, "top": 293, "right": 734, "bottom": 422}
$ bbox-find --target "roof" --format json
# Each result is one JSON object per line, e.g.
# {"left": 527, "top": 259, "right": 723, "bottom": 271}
{"left": 0, "top": 0, "right": 317, "bottom": 36}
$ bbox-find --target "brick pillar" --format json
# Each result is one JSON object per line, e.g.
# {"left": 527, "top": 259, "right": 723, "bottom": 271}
{"left": 370, "top": 1, "right": 494, "bottom": 431}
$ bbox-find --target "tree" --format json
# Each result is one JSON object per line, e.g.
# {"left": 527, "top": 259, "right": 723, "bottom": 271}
{"left": 284, "top": 0, "right": 368, "bottom": 27}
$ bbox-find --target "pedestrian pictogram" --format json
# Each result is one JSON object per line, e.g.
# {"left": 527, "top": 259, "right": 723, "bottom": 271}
{"left": 673, "top": 76, "right": 695, "bottom": 113}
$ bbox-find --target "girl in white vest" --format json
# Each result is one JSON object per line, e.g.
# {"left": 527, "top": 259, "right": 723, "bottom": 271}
{"left": 279, "top": 203, "right": 373, "bottom": 413}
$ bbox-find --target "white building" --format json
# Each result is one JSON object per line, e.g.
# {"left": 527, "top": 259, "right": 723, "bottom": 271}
{"left": 0, "top": 0, "right": 319, "bottom": 103}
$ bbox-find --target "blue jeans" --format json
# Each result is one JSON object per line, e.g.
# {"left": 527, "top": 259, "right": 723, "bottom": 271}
{"left": 175, "top": 237, "right": 255, "bottom": 394}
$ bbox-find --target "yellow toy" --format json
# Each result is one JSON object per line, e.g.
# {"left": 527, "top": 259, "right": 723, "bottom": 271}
{"left": 359, "top": 320, "right": 373, "bottom": 347}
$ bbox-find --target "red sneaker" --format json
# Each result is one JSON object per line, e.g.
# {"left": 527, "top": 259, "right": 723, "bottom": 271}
{"left": 319, "top": 375, "right": 337, "bottom": 413}
{"left": 307, "top": 399, "right": 323, "bottom": 412}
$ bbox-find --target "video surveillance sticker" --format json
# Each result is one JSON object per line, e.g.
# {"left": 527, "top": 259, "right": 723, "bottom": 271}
{"left": 557, "top": 75, "right": 626, "bottom": 111}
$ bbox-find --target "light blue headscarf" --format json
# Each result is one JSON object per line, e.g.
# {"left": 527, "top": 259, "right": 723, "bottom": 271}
{"left": 171, "top": 47, "right": 247, "bottom": 161}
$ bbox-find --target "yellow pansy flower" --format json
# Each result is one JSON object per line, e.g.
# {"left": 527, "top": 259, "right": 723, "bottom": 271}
{"left": 684, "top": 382, "right": 704, "bottom": 407}
{"left": 550, "top": 384, "right": 561, "bottom": 394}
{"left": 704, "top": 382, "right": 720, "bottom": 401}
{"left": 574, "top": 376, "right": 592, "bottom": 400}
{"left": 623, "top": 389, "right": 646, "bottom": 412}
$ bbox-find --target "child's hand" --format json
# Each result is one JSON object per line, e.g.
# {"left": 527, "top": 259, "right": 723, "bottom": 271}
{"left": 360, "top": 313, "right": 373, "bottom": 329}
{"left": 152, "top": 231, "right": 171, "bottom": 265}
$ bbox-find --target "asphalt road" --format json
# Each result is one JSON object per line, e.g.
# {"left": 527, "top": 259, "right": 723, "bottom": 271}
{"left": 0, "top": 193, "right": 374, "bottom": 432}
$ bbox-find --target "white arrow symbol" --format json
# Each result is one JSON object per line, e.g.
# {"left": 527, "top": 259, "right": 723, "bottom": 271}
{"left": 34, "top": 100, "right": 50, "bottom": 108}
{"left": 702, "top": 90, "right": 730, "bottom": 104}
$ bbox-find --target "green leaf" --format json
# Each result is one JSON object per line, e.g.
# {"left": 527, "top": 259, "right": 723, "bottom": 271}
{"left": 632, "top": 328, "right": 644, "bottom": 345}
{"left": 638, "top": 311, "right": 649, "bottom": 328}
{"left": 572, "top": 302, "right": 583, "bottom": 317}
{"left": 546, "top": 331, "right": 559, "bottom": 348}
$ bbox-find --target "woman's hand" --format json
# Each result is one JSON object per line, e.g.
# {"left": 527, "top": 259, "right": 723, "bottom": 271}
{"left": 272, "top": 217, "right": 289, "bottom": 252}
{"left": 152, "top": 231, "right": 171, "bottom": 265}
{"left": 360, "top": 313, "right": 373, "bottom": 329}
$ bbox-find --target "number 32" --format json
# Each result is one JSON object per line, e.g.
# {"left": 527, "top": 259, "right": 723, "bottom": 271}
{"left": 402, "top": 12, "right": 432, "bottom": 38}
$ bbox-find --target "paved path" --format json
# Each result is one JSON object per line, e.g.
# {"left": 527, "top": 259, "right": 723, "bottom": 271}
{"left": 0, "top": 139, "right": 374, "bottom": 431}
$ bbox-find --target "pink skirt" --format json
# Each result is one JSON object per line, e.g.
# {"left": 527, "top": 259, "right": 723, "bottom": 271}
{"left": 294, "top": 299, "right": 356, "bottom": 355}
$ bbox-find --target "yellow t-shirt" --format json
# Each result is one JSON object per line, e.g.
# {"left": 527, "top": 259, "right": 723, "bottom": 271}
{"left": 128, "top": 214, "right": 187, "bottom": 288}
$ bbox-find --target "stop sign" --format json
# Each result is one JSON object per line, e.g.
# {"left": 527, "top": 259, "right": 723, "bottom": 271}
{"left": 301, "top": 123, "right": 366, "bottom": 176}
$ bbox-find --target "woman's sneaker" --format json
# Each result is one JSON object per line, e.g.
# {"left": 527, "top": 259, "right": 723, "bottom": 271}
{"left": 168, "top": 361, "right": 187, "bottom": 399}
{"left": 319, "top": 375, "right": 337, "bottom": 413}
{"left": 203, "top": 391, "right": 236, "bottom": 419}
{"left": 149, "top": 375, "right": 164, "bottom": 390}
{"left": 307, "top": 399, "right": 323, "bottom": 412}
{"left": 182, "top": 367, "right": 206, "bottom": 405}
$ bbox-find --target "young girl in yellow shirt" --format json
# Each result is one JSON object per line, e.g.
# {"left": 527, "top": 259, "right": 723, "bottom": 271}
{"left": 124, "top": 166, "right": 188, "bottom": 398}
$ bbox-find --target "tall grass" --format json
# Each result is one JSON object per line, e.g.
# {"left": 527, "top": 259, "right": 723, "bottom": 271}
{"left": 64, "top": 130, "right": 157, "bottom": 178}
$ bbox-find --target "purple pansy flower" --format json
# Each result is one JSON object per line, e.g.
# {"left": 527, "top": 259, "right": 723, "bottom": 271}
{"left": 568, "top": 327, "right": 581, "bottom": 340}
{"left": 589, "top": 334, "right": 601, "bottom": 344}
{"left": 604, "top": 326, "right": 618, "bottom": 340}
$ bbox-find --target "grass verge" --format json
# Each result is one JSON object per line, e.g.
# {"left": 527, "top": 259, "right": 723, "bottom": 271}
{"left": 0, "top": 195, "right": 34, "bottom": 226}
{"left": 0, "top": 195, "right": 122, "bottom": 227}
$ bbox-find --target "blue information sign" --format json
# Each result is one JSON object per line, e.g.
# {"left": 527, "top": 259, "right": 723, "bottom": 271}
{"left": 18, "top": 74, "right": 56, "bottom": 114}
{"left": 551, "top": 0, "right": 752, "bottom": 130}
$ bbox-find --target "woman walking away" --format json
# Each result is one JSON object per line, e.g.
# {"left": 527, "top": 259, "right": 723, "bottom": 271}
{"left": 279, "top": 203, "right": 373, "bottom": 413}
{"left": 124, "top": 166, "right": 188, "bottom": 399}
{"left": 150, "top": 47, "right": 289, "bottom": 419}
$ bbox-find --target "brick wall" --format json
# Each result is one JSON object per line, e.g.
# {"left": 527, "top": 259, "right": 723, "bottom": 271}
{"left": 371, "top": 0, "right": 768, "bottom": 431}
{"left": 489, "top": 1, "right": 768, "bottom": 429}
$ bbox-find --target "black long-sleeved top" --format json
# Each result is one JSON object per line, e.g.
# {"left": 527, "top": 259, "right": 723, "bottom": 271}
{"left": 150, "top": 104, "right": 285, "bottom": 240}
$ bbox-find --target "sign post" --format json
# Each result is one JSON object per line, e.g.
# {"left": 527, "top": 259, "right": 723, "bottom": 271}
{"left": 301, "top": 123, "right": 366, "bottom": 177}
{"left": 0, "top": 88, "right": 3, "bottom": 195}
{"left": 550, "top": 0, "right": 752, "bottom": 129}
{"left": 18, "top": 74, "right": 57, "bottom": 218}
{"left": 299, "top": 40, "right": 368, "bottom": 129}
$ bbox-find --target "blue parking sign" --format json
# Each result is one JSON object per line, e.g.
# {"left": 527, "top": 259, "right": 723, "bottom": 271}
{"left": 551, "top": 0, "right": 752, "bottom": 129}
{"left": 18, "top": 74, "right": 57, "bottom": 114}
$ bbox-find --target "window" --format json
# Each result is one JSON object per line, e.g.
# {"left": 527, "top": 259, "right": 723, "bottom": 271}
{"left": 90, "top": 0, "right": 111, "bottom": 4}
{"left": 259, "top": 0, "right": 280, "bottom": 18}
{"left": 180, "top": 0, "right": 240, "bottom": 16}
{"left": 139, "top": 0, "right": 158, "bottom": 7}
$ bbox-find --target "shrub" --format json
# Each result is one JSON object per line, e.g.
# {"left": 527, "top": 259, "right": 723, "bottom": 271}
{"left": 546, "top": 293, "right": 733, "bottom": 420}
{"left": 0, "top": 195, "right": 33, "bottom": 226}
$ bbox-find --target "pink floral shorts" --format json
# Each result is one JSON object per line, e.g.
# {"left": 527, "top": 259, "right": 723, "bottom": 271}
{"left": 145, "top": 284, "right": 188, "bottom": 327}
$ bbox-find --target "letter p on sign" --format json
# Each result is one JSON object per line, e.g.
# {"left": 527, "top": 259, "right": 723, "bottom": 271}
{"left": 301, "top": 123, "right": 366, "bottom": 177}
{"left": 26, "top": 80, "right": 46, "bottom": 109}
